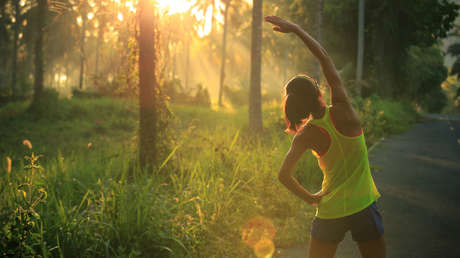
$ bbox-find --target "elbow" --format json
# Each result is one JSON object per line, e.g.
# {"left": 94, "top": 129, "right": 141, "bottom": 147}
{"left": 278, "top": 171, "right": 289, "bottom": 185}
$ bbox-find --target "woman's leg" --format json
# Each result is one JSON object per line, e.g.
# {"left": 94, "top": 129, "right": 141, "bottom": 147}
{"left": 356, "top": 236, "right": 386, "bottom": 258}
{"left": 308, "top": 237, "right": 339, "bottom": 258}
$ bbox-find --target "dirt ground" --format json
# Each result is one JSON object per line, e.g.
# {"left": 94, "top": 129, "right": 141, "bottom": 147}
{"left": 274, "top": 114, "right": 460, "bottom": 258}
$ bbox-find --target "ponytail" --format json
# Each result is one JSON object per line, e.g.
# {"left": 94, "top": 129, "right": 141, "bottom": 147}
{"left": 283, "top": 75, "right": 321, "bottom": 134}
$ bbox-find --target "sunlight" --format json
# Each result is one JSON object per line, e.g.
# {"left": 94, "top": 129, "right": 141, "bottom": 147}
{"left": 76, "top": 16, "right": 82, "bottom": 26}
{"left": 195, "top": 5, "right": 212, "bottom": 37}
{"left": 125, "top": 1, "right": 136, "bottom": 13}
{"left": 155, "top": 0, "right": 196, "bottom": 15}
{"left": 117, "top": 12, "right": 124, "bottom": 21}
{"left": 242, "top": 216, "right": 276, "bottom": 258}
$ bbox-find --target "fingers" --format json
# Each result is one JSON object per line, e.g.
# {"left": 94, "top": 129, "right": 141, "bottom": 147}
{"left": 264, "top": 15, "right": 281, "bottom": 24}
{"left": 273, "top": 26, "right": 281, "bottom": 32}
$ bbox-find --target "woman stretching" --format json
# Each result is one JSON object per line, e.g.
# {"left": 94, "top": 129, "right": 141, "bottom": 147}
{"left": 264, "top": 16, "right": 385, "bottom": 258}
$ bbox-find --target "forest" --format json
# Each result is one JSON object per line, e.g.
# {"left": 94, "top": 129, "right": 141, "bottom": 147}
{"left": 1, "top": 0, "right": 460, "bottom": 257}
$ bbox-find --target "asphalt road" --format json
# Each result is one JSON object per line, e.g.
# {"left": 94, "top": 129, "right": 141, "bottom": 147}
{"left": 276, "top": 114, "right": 460, "bottom": 258}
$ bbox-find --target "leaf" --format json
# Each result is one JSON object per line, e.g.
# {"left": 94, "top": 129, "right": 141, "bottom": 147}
{"left": 23, "top": 139, "right": 32, "bottom": 149}
{"left": 6, "top": 156, "right": 11, "bottom": 173}
{"left": 158, "top": 145, "right": 180, "bottom": 173}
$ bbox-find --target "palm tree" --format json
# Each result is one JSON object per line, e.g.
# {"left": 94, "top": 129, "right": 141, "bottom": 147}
{"left": 218, "top": 0, "right": 230, "bottom": 106}
{"left": 138, "top": 0, "right": 157, "bottom": 168}
{"left": 31, "top": 0, "right": 47, "bottom": 109}
{"left": 356, "top": 0, "right": 365, "bottom": 96}
{"left": 314, "top": 0, "right": 323, "bottom": 83}
{"left": 249, "top": 0, "right": 263, "bottom": 132}
{"left": 78, "top": 0, "right": 88, "bottom": 89}
{"left": 11, "top": 0, "right": 21, "bottom": 98}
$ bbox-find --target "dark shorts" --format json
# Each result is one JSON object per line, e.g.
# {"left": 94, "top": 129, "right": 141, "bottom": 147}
{"left": 311, "top": 202, "right": 384, "bottom": 243}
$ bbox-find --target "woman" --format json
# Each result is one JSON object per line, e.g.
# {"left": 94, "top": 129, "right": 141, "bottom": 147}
{"left": 264, "top": 16, "right": 386, "bottom": 258}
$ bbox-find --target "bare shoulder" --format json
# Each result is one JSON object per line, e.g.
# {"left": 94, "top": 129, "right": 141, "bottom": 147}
{"left": 293, "top": 124, "right": 316, "bottom": 149}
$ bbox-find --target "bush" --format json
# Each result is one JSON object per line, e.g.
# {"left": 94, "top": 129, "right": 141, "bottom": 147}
{"left": 72, "top": 88, "right": 102, "bottom": 99}
{"left": 403, "top": 46, "right": 448, "bottom": 112}
{"left": 354, "top": 95, "right": 420, "bottom": 145}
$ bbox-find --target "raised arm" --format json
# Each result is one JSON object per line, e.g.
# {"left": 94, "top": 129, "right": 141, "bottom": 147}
{"left": 264, "top": 16, "right": 350, "bottom": 105}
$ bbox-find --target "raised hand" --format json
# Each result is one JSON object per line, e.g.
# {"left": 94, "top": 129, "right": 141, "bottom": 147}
{"left": 264, "top": 16, "right": 298, "bottom": 33}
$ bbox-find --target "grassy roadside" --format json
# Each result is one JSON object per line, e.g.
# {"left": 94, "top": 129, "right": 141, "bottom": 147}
{"left": 0, "top": 96, "right": 419, "bottom": 257}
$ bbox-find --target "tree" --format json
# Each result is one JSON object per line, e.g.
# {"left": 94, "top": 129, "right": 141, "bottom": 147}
{"left": 218, "top": 0, "right": 230, "bottom": 106}
{"left": 249, "top": 0, "right": 263, "bottom": 132}
{"left": 314, "top": 0, "right": 323, "bottom": 82}
{"left": 31, "top": 0, "right": 47, "bottom": 108}
{"left": 355, "top": 0, "right": 364, "bottom": 95}
{"left": 11, "top": 0, "right": 21, "bottom": 98}
{"left": 365, "top": 0, "right": 458, "bottom": 97}
{"left": 138, "top": 0, "right": 157, "bottom": 168}
{"left": 78, "top": 0, "right": 88, "bottom": 89}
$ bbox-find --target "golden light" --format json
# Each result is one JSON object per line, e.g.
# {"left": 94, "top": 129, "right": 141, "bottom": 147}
{"left": 196, "top": 5, "right": 213, "bottom": 38}
{"left": 20, "top": 0, "right": 26, "bottom": 7}
{"left": 155, "top": 0, "right": 196, "bottom": 15}
{"left": 117, "top": 12, "right": 124, "bottom": 21}
{"left": 242, "top": 216, "right": 276, "bottom": 258}
{"left": 87, "top": 12, "right": 94, "bottom": 20}
{"left": 76, "top": 16, "right": 83, "bottom": 26}
{"left": 126, "top": 1, "right": 136, "bottom": 13}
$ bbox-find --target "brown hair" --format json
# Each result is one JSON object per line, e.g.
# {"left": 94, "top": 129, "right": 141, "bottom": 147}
{"left": 283, "top": 75, "right": 322, "bottom": 134}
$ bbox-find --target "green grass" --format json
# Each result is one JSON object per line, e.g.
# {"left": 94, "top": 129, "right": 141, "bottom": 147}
{"left": 0, "top": 96, "right": 418, "bottom": 257}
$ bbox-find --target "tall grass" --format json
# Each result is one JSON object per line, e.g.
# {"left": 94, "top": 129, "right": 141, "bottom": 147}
{"left": 0, "top": 96, "right": 418, "bottom": 257}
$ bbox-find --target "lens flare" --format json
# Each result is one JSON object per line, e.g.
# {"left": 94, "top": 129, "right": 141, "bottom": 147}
{"left": 254, "top": 238, "right": 275, "bottom": 258}
{"left": 242, "top": 216, "right": 276, "bottom": 258}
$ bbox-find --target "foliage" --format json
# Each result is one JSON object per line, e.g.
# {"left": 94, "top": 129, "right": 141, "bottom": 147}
{"left": 163, "top": 79, "right": 211, "bottom": 107}
{"left": 0, "top": 150, "right": 47, "bottom": 257}
{"left": 441, "top": 75, "right": 460, "bottom": 113}
{"left": 0, "top": 97, "right": 419, "bottom": 257}
{"left": 403, "top": 46, "right": 448, "bottom": 112}
{"left": 354, "top": 95, "right": 420, "bottom": 145}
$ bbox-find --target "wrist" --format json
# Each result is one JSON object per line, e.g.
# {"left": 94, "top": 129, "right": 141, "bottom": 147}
{"left": 292, "top": 24, "right": 301, "bottom": 34}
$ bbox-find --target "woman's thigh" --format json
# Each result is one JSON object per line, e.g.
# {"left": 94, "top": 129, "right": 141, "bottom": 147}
{"left": 357, "top": 236, "right": 386, "bottom": 258}
{"left": 308, "top": 237, "right": 339, "bottom": 258}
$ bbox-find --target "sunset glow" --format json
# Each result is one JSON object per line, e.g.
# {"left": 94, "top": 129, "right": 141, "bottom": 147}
{"left": 155, "top": 0, "right": 196, "bottom": 15}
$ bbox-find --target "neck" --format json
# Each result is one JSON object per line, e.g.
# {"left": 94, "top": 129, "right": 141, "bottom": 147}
{"left": 311, "top": 105, "right": 326, "bottom": 120}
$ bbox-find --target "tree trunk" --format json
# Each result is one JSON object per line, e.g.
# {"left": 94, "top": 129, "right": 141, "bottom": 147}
{"left": 11, "top": 0, "right": 20, "bottom": 98}
{"left": 79, "top": 1, "right": 87, "bottom": 90}
{"left": 249, "top": 0, "right": 263, "bottom": 132}
{"left": 210, "top": 0, "right": 215, "bottom": 41}
{"left": 356, "top": 0, "right": 365, "bottom": 96}
{"left": 185, "top": 34, "right": 190, "bottom": 89}
{"left": 95, "top": 2, "right": 104, "bottom": 77}
{"left": 314, "top": 0, "right": 323, "bottom": 83}
{"left": 31, "top": 0, "right": 46, "bottom": 108}
{"left": 138, "top": 0, "right": 157, "bottom": 168}
{"left": 218, "top": 0, "right": 229, "bottom": 106}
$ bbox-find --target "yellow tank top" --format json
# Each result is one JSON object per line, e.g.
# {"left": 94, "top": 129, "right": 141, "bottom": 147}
{"left": 308, "top": 106, "right": 380, "bottom": 219}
